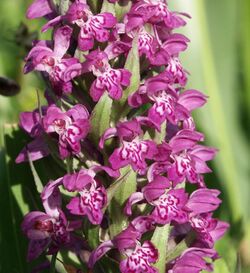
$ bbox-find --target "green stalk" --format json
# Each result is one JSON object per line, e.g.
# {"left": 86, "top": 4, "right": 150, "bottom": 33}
{"left": 196, "top": 0, "right": 243, "bottom": 224}
{"left": 50, "top": 253, "right": 58, "bottom": 273}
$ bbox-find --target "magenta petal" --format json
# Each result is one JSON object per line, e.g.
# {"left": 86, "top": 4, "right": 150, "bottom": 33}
{"left": 185, "top": 189, "right": 221, "bottom": 215}
{"left": 27, "top": 239, "right": 50, "bottom": 261}
{"left": 179, "top": 89, "right": 208, "bottom": 111}
{"left": 63, "top": 62, "right": 83, "bottom": 82}
{"left": 190, "top": 145, "right": 218, "bottom": 161}
{"left": 53, "top": 26, "right": 72, "bottom": 58}
{"left": 90, "top": 81, "right": 105, "bottom": 102}
{"left": 67, "top": 104, "right": 89, "bottom": 120}
{"left": 88, "top": 240, "right": 114, "bottom": 268}
{"left": 192, "top": 155, "right": 212, "bottom": 173}
{"left": 124, "top": 192, "right": 144, "bottom": 216}
{"left": 94, "top": 28, "right": 109, "bottom": 43}
{"left": 172, "top": 247, "right": 218, "bottom": 273}
{"left": 117, "top": 119, "right": 142, "bottom": 141}
{"left": 42, "top": 15, "right": 63, "bottom": 32}
{"left": 78, "top": 28, "right": 94, "bottom": 51}
{"left": 90, "top": 165, "right": 120, "bottom": 178}
{"left": 100, "top": 12, "right": 117, "bottom": 28}
{"left": 131, "top": 216, "right": 156, "bottom": 233}
{"left": 19, "top": 111, "right": 40, "bottom": 136}
{"left": 108, "top": 83, "right": 123, "bottom": 100}
{"left": 41, "top": 178, "right": 63, "bottom": 217}
{"left": 99, "top": 127, "right": 117, "bottom": 149}
{"left": 119, "top": 69, "right": 131, "bottom": 87}
{"left": 143, "top": 176, "right": 170, "bottom": 202}
{"left": 26, "top": 0, "right": 53, "bottom": 19}
{"left": 210, "top": 220, "right": 229, "bottom": 242}
{"left": 63, "top": 171, "right": 93, "bottom": 192}
{"left": 66, "top": 197, "right": 82, "bottom": 215}
{"left": 148, "top": 103, "right": 168, "bottom": 125}
{"left": 109, "top": 148, "right": 129, "bottom": 170}
{"left": 15, "top": 137, "right": 50, "bottom": 163}
{"left": 169, "top": 129, "right": 204, "bottom": 153}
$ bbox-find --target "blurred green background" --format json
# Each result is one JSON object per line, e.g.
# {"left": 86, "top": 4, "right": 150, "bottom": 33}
{"left": 0, "top": 0, "right": 249, "bottom": 272}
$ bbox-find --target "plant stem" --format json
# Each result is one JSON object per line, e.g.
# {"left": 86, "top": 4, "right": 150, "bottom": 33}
{"left": 50, "top": 253, "right": 58, "bottom": 273}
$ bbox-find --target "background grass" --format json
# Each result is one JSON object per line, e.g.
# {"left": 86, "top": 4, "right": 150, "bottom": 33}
{"left": 0, "top": 0, "right": 249, "bottom": 272}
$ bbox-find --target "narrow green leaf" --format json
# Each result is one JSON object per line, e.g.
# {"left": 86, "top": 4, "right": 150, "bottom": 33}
{"left": 113, "top": 35, "right": 140, "bottom": 120}
{"left": 28, "top": 152, "right": 43, "bottom": 193}
{"left": 151, "top": 224, "right": 170, "bottom": 273}
{"left": 89, "top": 92, "right": 113, "bottom": 145}
{"left": 119, "top": 35, "right": 140, "bottom": 105}
{"left": 105, "top": 168, "right": 131, "bottom": 209}
{"left": 108, "top": 166, "right": 136, "bottom": 237}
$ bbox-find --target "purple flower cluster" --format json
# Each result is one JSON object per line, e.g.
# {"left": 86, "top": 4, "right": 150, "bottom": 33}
{"left": 18, "top": 0, "right": 229, "bottom": 272}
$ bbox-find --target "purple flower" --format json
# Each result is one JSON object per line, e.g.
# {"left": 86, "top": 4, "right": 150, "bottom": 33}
{"left": 65, "top": 49, "right": 131, "bottom": 101}
{"left": 16, "top": 109, "right": 50, "bottom": 163}
{"left": 166, "top": 130, "right": 217, "bottom": 185}
{"left": 42, "top": 0, "right": 117, "bottom": 51}
{"left": 24, "top": 26, "right": 78, "bottom": 95}
{"left": 168, "top": 247, "right": 218, "bottom": 273}
{"left": 125, "top": 176, "right": 188, "bottom": 224}
{"left": 66, "top": 1, "right": 117, "bottom": 51}
{"left": 129, "top": 74, "right": 207, "bottom": 126}
{"left": 189, "top": 214, "right": 229, "bottom": 248}
{"left": 21, "top": 178, "right": 81, "bottom": 261}
{"left": 62, "top": 167, "right": 117, "bottom": 225}
{"left": 100, "top": 119, "right": 158, "bottom": 174}
{"left": 149, "top": 188, "right": 188, "bottom": 225}
{"left": 126, "top": 0, "right": 188, "bottom": 32}
{"left": 43, "top": 104, "right": 90, "bottom": 158}
{"left": 89, "top": 218, "right": 158, "bottom": 273}
{"left": 106, "top": 26, "right": 158, "bottom": 61}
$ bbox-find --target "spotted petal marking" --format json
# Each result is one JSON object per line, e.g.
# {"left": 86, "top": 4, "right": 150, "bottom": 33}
{"left": 120, "top": 241, "right": 158, "bottom": 273}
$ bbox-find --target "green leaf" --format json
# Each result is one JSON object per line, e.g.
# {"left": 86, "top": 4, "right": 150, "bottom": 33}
{"left": 108, "top": 166, "right": 136, "bottom": 237}
{"left": 115, "top": 1, "right": 132, "bottom": 21}
{"left": 0, "top": 124, "right": 42, "bottom": 272}
{"left": 154, "top": 121, "right": 167, "bottom": 144}
{"left": 83, "top": 220, "right": 100, "bottom": 249}
{"left": 59, "top": 0, "right": 70, "bottom": 15}
{"left": 166, "top": 232, "right": 195, "bottom": 263}
{"left": 211, "top": 258, "right": 231, "bottom": 273}
{"left": 89, "top": 92, "right": 113, "bottom": 145}
{"left": 113, "top": 35, "right": 140, "bottom": 120}
{"left": 151, "top": 224, "right": 170, "bottom": 273}
{"left": 105, "top": 168, "right": 131, "bottom": 209}
{"left": 88, "top": 0, "right": 102, "bottom": 13}
{"left": 101, "top": 0, "right": 116, "bottom": 14}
